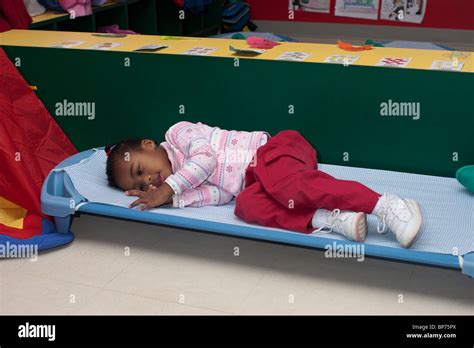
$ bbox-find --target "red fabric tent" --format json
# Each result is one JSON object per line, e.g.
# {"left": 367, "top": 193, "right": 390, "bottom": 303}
{"left": 0, "top": 48, "right": 77, "bottom": 239}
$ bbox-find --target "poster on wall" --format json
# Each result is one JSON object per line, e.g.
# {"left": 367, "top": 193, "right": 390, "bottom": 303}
{"left": 335, "top": 0, "right": 380, "bottom": 20}
{"left": 288, "top": 0, "right": 330, "bottom": 13}
{"left": 380, "top": 0, "right": 427, "bottom": 24}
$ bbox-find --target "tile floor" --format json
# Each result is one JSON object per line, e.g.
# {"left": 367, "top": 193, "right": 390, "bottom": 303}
{"left": 1, "top": 214, "right": 472, "bottom": 315}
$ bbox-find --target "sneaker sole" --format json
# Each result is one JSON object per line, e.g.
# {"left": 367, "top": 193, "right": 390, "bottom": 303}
{"left": 399, "top": 199, "right": 422, "bottom": 248}
{"left": 353, "top": 212, "right": 367, "bottom": 242}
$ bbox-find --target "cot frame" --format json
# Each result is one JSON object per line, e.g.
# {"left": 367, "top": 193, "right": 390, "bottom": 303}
{"left": 41, "top": 149, "right": 474, "bottom": 278}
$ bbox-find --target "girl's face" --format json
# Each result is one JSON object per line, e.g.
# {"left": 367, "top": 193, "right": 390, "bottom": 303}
{"left": 113, "top": 139, "right": 173, "bottom": 191}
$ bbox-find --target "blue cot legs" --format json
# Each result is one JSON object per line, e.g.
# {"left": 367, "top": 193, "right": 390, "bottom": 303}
{"left": 54, "top": 216, "right": 72, "bottom": 234}
{"left": 461, "top": 252, "right": 474, "bottom": 278}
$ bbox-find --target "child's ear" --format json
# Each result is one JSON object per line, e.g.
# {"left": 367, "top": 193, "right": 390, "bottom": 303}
{"left": 141, "top": 139, "right": 157, "bottom": 150}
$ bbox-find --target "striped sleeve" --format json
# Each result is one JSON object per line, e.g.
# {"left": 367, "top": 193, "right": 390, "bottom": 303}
{"left": 164, "top": 121, "right": 217, "bottom": 195}
{"left": 172, "top": 184, "right": 234, "bottom": 208}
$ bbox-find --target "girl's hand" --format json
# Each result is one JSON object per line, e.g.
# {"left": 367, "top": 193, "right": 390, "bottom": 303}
{"left": 126, "top": 183, "right": 174, "bottom": 210}
{"left": 147, "top": 184, "right": 158, "bottom": 192}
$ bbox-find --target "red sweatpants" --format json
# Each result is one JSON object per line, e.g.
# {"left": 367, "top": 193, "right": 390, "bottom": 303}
{"left": 234, "top": 130, "right": 381, "bottom": 233}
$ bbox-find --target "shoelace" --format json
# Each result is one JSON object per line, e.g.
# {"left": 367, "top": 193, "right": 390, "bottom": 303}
{"left": 314, "top": 209, "right": 348, "bottom": 236}
{"left": 376, "top": 193, "right": 411, "bottom": 234}
{"left": 377, "top": 214, "right": 388, "bottom": 234}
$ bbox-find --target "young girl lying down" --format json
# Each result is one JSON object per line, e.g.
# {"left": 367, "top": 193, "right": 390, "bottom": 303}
{"left": 105, "top": 121, "right": 422, "bottom": 248}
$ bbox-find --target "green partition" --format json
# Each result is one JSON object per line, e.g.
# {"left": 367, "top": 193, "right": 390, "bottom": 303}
{"left": 2, "top": 45, "right": 473, "bottom": 177}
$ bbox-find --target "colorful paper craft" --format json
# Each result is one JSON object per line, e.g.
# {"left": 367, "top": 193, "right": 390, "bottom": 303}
{"left": 276, "top": 51, "right": 311, "bottom": 61}
{"left": 376, "top": 57, "right": 412, "bottom": 67}
{"left": 182, "top": 47, "right": 218, "bottom": 56}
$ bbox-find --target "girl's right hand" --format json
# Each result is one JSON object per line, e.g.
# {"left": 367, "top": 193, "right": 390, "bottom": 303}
{"left": 126, "top": 183, "right": 174, "bottom": 210}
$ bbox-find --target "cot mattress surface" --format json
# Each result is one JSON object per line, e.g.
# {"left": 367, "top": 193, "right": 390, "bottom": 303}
{"left": 60, "top": 149, "right": 474, "bottom": 256}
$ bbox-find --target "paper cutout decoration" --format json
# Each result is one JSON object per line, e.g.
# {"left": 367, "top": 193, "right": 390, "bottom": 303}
{"left": 430, "top": 60, "right": 464, "bottom": 71}
{"left": 335, "top": 0, "right": 380, "bottom": 20}
{"left": 229, "top": 46, "right": 266, "bottom": 55}
{"left": 288, "top": 0, "right": 330, "bottom": 13}
{"left": 324, "top": 54, "right": 360, "bottom": 65}
{"left": 338, "top": 40, "right": 373, "bottom": 51}
{"left": 89, "top": 42, "right": 122, "bottom": 50}
{"left": 376, "top": 57, "right": 412, "bottom": 67}
{"left": 247, "top": 36, "right": 280, "bottom": 49}
{"left": 134, "top": 45, "right": 168, "bottom": 52}
{"left": 182, "top": 47, "right": 218, "bottom": 56}
{"left": 380, "top": 0, "right": 427, "bottom": 24}
{"left": 276, "top": 51, "right": 311, "bottom": 61}
{"left": 50, "top": 40, "right": 85, "bottom": 48}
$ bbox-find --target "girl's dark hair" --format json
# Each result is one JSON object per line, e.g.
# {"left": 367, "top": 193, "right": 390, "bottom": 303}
{"left": 105, "top": 138, "right": 145, "bottom": 188}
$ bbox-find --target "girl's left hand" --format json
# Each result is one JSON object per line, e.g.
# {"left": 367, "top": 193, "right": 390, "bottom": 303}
{"left": 125, "top": 183, "right": 174, "bottom": 210}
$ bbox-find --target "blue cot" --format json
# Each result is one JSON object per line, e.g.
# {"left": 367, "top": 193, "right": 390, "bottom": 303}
{"left": 41, "top": 149, "right": 474, "bottom": 278}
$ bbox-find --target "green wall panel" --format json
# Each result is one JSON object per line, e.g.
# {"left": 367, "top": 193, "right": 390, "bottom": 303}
{"left": 3, "top": 45, "right": 473, "bottom": 177}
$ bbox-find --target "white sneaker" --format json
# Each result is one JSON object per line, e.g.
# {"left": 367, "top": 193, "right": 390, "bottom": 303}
{"left": 374, "top": 193, "right": 422, "bottom": 248}
{"left": 313, "top": 209, "right": 367, "bottom": 242}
